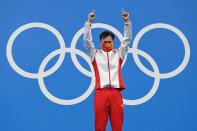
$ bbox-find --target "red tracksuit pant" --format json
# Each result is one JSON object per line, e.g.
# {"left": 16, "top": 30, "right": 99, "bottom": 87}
{"left": 94, "top": 88, "right": 124, "bottom": 131}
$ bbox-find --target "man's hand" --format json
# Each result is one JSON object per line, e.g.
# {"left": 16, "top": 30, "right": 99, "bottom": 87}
{"left": 88, "top": 9, "right": 96, "bottom": 23}
{"left": 121, "top": 8, "right": 129, "bottom": 21}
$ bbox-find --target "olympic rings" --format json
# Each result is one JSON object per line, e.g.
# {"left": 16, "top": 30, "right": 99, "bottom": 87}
{"left": 132, "top": 23, "right": 190, "bottom": 79}
{"left": 6, "top": 23, "right": 66, "bottom": 79}
{"left": 6, "top": 22, "right": 190, "bottom": 105}
{"left": 38, "top": 48, "right": 95, "bottom": 105}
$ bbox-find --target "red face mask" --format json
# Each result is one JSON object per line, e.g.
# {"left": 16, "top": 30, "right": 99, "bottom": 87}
{"left": 101, "top": 40, "right": 114, "bottom": 52}
{"left": 102, "top": 44, "right": 112, "bottom": 52}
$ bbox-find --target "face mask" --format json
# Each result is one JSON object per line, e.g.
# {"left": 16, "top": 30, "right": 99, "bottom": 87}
{"left": 102, "top": 44, "right": 112, "bottom": 52}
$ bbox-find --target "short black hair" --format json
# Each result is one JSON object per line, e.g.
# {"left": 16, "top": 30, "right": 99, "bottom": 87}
{"left": 99, "top": 31, "right": 115, "bottom": 40}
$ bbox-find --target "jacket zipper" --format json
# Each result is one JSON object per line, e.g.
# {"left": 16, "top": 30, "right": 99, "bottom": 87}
{"left": 107, "top": 52, "right": 111, "bottom": 87}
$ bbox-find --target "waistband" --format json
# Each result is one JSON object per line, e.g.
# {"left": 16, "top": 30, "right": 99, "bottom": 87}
{"left": 95, "top": 87, "right": 121, "bottom": 91}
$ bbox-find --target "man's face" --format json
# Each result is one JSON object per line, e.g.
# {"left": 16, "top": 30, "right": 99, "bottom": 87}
{"left": 100, "top": 36, "right": 114, "bottom": 52}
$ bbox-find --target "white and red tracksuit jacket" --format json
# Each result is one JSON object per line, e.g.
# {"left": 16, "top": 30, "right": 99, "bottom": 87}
{"left": 83, "top": 21, "right": 132, "bottom": 90}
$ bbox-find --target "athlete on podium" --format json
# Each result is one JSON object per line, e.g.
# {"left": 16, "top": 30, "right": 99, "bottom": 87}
{"left": 83, "top": 9, "right": 132, "bottom": 131}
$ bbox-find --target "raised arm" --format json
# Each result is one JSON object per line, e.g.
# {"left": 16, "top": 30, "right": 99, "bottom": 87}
{"left": 118, "top": 9, "right": 132, "bottom": 60}
{"left": 83, "top": 10, "right": 96, "bottom": 61}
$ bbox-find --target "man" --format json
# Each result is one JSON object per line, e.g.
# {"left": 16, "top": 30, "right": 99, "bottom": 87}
{"left": 83, "top": 9, "right": 132, "bottom": 131}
